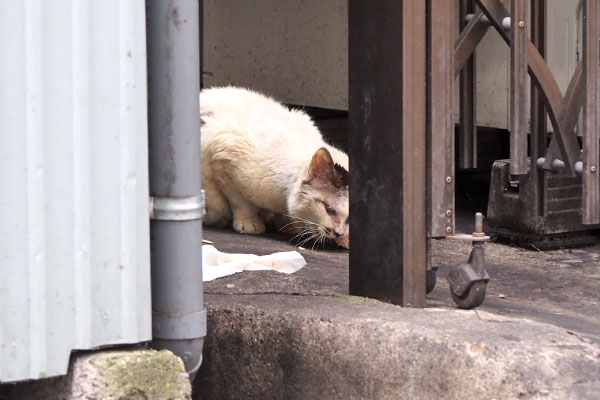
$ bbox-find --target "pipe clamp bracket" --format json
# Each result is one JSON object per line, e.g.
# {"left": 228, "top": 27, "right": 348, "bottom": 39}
{"left": 153, "top": 310, "right": 207, "bottom": 340}
{"left": 150, "top": 191, "right": 205, "bottom": 221}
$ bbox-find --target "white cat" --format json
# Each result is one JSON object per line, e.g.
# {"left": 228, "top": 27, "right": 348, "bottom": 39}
{"left": 200, "top": 86, "right": 349, "bottom": 248}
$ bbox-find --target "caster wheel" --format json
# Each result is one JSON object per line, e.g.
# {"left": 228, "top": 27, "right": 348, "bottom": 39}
{"left": 426, "top": 269, "right": 437, "bottom": 294}
{"left": 450, "top": 281, "right": 487, "bottom": 309}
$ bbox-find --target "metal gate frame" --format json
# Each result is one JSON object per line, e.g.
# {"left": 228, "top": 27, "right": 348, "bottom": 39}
{"left": 440, "top": 0, "right": 600, "bottom": 230}
{"left": 348, "top": 0, "right": 600, "bottom": 307}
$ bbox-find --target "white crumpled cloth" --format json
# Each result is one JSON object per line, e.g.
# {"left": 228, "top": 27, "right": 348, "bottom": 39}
{"left": 202, "top": 245, "right": 307, "bottom": 281}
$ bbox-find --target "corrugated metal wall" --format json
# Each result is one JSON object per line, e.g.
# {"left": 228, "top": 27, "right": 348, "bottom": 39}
{"left": 0, "top": 0, "right": 151, "bottom": 383}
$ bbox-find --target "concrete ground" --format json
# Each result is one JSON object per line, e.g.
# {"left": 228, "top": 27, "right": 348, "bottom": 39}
{"left": 194, "top": 227, "right": 600, "bottom": 400}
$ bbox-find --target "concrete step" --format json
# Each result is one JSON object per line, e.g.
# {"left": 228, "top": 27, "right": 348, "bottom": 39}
{"left": 193, "top": 228, "right": 600, "bottom": 400}
{"left": 195, "top": 294, "right": 600, "bottom": 400}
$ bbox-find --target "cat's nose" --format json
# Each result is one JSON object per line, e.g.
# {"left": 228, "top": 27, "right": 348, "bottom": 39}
{"left": 334, "top": 231, "right": 343, "bottom": 238}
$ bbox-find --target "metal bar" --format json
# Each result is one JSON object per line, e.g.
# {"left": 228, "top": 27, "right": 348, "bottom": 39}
{"left": 530, "top": 0, "right": 547, "bottom": 217}
{"left": 348, "top": 0, "right": 427, "bottom": 307}
{"left": 561, "top": 64, "right": 585, "bottom": 141}
{"left": 454, "top": 10, "right": 490, "bottom": 78}
{"left": 459, "top": 0, "right": 477, "bottom": 169}
{"left": 429, "top": 0, "right": 455, "bottom": 238}
{"left": 583, "top": 0, "right": 600, "bottom": 224}
{"left": 146, "top": 0, "right": 206, "bottom": 378}
{"left": 510, "top": 0, "right": 528, "bottom": 175}
{"left": 476, "top": 0, "right": 511, "bottom": 42}
{"left": 476, "top": 0, "right": 580, "bottom": 176}
{"left": 528, "top": 45, "right": 580, "bottom": 177}
{"left": 530, "top": 0, "right": 547, "bottom": 158}
{"left": 544, "top": 62, "right": 584, "bottom": 164}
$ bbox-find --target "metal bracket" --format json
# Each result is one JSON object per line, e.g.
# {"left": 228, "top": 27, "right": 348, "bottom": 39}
{"left": 446, "top": 233, "right": 490, "bottom": 242}
{"left": 152, "top": 310, "right": 207, "bottom": 340}
{"left": 150, "top": 191, "right": 205, "bottom": 221}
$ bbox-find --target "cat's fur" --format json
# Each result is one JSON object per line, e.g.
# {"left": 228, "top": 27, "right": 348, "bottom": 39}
{"left": 200, "top": 86, "right": 349, "bottom": 248}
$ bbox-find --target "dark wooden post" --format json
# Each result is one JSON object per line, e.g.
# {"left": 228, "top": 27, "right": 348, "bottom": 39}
{"left": 348, "top": 0, "right": 427, "bottom": 307}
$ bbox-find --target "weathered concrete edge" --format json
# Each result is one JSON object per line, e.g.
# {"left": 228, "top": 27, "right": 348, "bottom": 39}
{"left": 195, "top": 294, "right": 600, "bottom": 400}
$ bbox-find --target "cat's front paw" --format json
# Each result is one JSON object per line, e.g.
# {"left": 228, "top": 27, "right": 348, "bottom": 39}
{"left": 233, "top": 216, "right": 266, "bottom": 234}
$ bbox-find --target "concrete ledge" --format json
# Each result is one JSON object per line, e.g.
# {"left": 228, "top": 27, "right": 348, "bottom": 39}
{"left": 195, "top": 294, "right": 600, "bottom": 400}
{"left": 0, "top": 349, "right": 191, "bottom": 400}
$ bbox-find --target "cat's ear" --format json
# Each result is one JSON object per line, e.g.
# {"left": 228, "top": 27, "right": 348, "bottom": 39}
{"left": 307, "top": 147, "right": 335, "bottom": 183}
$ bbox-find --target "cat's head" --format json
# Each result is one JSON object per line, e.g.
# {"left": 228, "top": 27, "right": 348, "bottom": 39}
{"left": 288, "top": 147, "right": 349, "bottom": 246}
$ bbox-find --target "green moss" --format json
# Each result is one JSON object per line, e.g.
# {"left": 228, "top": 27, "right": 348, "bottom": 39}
{"left": 341, "top": 295, "right": 377, "bottom": 305}
{"left": 94, "top": 350, "right": 191, "bottom": 400}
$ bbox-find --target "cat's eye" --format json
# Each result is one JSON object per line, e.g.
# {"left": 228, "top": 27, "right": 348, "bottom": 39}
{"left": 324, "top": 203, "right": 336, "bottom": 215}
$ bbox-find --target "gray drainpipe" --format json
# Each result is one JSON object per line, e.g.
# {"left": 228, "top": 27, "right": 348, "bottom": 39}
{"left": 146, "top": 0, "right": 206, "bottom": 379}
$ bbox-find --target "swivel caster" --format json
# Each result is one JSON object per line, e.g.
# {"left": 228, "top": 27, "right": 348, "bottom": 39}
{"left": 426, "top": 266, "right": 438, "bottom": 294}
{"left": 450, "top": 280, "right": 487, "bottom": 309}
{"left": 446, "top": 213, "right": 490, "bottom": 309}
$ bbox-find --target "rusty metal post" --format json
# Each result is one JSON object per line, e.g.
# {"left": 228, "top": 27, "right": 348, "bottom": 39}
{"left": 583, "top": 0, "right": 600, "bottom": 224}
{"left": 510, "top": 0, "right": 529, "bottom": 175}
{"left": 459, "top": 0, "right": 478, "bottom": 170}
{"left": 530, "top": 0, "right": 547, "bottom": 217}
{"left": 530, "top": 0, "right": 547, "bottom": 158}
{"left": 429, "top": 0, "right": 455, "bottom": 237}
{"left": 402, "top": 0, "right": 427, "bottom": 307}
{"left": 348, "top": 0, "right": 427, "bottom": 307}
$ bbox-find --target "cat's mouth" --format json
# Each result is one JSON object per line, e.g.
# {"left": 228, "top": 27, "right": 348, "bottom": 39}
{"left": 320, "top": 228, "right": 350, "bottom": 249}
{"left": 324, "top": 227, "right": 343, "bottom": 238}
{"left": 328, "top": 229, "right": 349, "bottom": 249}
{"left": 334, "top": 235, "right": 350, "bottom": 249}
{"left": 325, "top": 227, "right": 348, "bottom": 239}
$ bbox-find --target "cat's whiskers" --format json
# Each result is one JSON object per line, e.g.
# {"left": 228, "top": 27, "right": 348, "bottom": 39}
{"left": 311, "top": 230, "right": 329, "bottom": 250}
{"left": 311, "top": 233, "right": 323, "bottom": 250}
{"left": 282, "top": 214, "right": 330, "bottom": 249}
{"left": 297, "top": 230, "right": 322, "bottom": 248}
{"left": 290, "top": 226, "right": 317, "bottom": 242}
{"left": 297, "top": 235, "right": 316, "bottom": 248}
{"left": 277, "top": 219, "right": 307, "bottom": 232}
{"left": 295, "top": 224, "right": 333, "bottom": 250}
{"left": 295, "top": 229, "right": 320, "bottom": 246}
{"left": 282, "top": 214, "right": 320, "bottom": 227}
{"left": 291, "top": 232, "right": 309, "bottom": 244}
{"left": 319, "top": 233, "right": 327, "bottom": 248}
